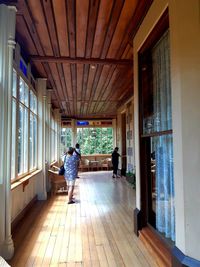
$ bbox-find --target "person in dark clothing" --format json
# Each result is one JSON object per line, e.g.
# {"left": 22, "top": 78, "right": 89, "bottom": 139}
{"left": 111, "top": 147, "right": 120, "bottom": 178}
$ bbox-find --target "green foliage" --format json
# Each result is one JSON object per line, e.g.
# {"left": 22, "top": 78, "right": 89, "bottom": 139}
{"left": 126, "top": 170, "right": 136, "bottom": 189}
{"left": 77, "top": 127, "right": 113, "bottom": 155}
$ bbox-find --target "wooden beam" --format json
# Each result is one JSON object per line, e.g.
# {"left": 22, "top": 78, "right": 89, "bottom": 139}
{"left": 30, "top": 56, "right": 133, "bottom": 66}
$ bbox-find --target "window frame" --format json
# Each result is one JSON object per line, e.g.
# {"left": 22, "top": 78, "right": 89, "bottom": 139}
{"left": 11, "top": 64, "right": 38, "bottom": 182}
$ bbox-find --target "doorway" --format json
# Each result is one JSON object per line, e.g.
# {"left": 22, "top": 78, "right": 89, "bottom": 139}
{"left": 121, "top": 113, "right": 127, "bottom": 176}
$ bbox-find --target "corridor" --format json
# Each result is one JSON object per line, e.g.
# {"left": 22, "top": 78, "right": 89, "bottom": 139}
{"left": 9, "top": 172, "right": 158, "bottom": 267}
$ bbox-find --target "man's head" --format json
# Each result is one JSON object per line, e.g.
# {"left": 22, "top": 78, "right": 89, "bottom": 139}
{"left": 75, "top": 143, "right": 80, "bottom": 149}
{"left": 67, "top": 147, "right": 74, "bottom": 155}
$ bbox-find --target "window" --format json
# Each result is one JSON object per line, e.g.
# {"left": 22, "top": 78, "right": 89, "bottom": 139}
{"left": 77, "top": 127, "right": 113, "bottom": 155}
{"left": 50, "top": 114, "right": 56, "bottom": 162}
{"left": 60, "top": 128, "right": 72, "bottom": 155}
{"left": 11, "top": 67, "right": 37, "bottom": 181}
{"left": 29, "top": 90, "right": 37, "bottom": 170}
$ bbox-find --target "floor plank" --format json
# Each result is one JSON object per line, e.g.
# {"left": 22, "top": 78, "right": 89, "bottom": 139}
{"left": 9, "top": 171, "right": 158, "bottom": 267}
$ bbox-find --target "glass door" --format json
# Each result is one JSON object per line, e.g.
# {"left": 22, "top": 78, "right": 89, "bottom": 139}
{"left": 139, "top": 30, "right": 175, "bottom": 242}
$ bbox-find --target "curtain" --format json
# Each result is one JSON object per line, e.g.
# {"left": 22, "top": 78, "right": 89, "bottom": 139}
{"left": 152, "top": 31, "right": 175, "bottom": 241}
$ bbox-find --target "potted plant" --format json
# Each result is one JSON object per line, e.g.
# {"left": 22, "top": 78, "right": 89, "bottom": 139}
{"left": 126, "top": 169, "right": 136, "bottom": 189}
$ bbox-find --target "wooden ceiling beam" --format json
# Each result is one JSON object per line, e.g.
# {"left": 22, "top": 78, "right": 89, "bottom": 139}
{"left": 30, "top": 56, "right": 132, "bottom": 66}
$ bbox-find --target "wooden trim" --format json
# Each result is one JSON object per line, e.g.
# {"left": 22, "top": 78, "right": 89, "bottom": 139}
{"left": 139, "top": 227, "right": 172, "bottom": 267}
{"left": 11, "top": 195, "right": 38, "bottom": 233}
{"left": 139, "top": 8, "right": 169, "bottom": 54}
{"left": 30, "top": 56, "right": 133, "bottom": 66}
{"left": 141, "top": 129, "right": 173, "bottom": 138}
{"left": 11, "top": 169, "right": 42, "bottom": 190}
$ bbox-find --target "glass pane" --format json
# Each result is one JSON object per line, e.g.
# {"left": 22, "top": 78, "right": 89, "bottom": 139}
{"left": 76, "top": 127, "right": 113, "bottom": 155}
{"left": 18, "top": 104, "right": 24, "bottom": 174}
{"left": 33, "top": 115, "right": 37, "bottom": 168}
{"left": 51, "top": 129, "right": 55, "bottom": 161}
{"left": 30, "top": 90, "right": 33, "bottom": 111}
{"left": 24, "top": 108, "right": 28, "bottom": 172}
{"left": 150, "top": 134, "right": 175, "bottom": 241}
{"left": 142, "top": 31, "right": 172, "bottom": 134}
{"left": 11, "top": 99, "right": 16, "bottom": 179}
{"left": 33, "top": 94, "right": 37, "bottom": 114}
{"left": 19, "top": 78, "right": 24, "bottom": 103}
{"left": 29, "top": 113, "right": 33, "bottom": 170}
{"left": 107, "top": 128, "right": 113, "bottom": 153}
{"left": 12, "top": 69, "right": 17, "bottom": 97}
{"left": 24, "top": 83, "right": 29, "bottom": 107}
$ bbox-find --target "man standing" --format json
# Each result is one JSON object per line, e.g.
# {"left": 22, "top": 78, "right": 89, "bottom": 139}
{"left": 111, "top": 147, "right": 120, "bottom": 178}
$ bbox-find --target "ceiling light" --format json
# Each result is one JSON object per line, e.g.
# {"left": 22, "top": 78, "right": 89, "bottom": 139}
{"left": 91, "top": 65, "right": 96, "bottom": 69}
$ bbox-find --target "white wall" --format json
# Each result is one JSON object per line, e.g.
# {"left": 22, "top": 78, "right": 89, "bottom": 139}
{"left": 169, "top": 0, "right": 200, "bottom": 259}
{"left": 11, "top": 172, "right": 42, "bottom": 222}
{"left": 133, "top": 0, "right": 200, "bottom": 260}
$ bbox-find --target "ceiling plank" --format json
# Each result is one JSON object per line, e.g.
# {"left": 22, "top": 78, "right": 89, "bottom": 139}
{"left": 80, "top": 0, "right": 100, "bottom": 115}
{"left": 41, "top": 0, "right": 60, "bottom": 56}
{"left": 76, "top": 0, "right": 89, "bottom": 57}
{"left": 92, "top": 0, "right": 113, "bottom": 58}
{"left": 70, "top": 64, "right": 77, "bottom": 116}
{"left": 86, "top": 0, "right": 125, "bottom": 115}
{"left": 66, "top": 0, "right": 76, "bottom": 58}
{"left": 52, "top": 0, "right": 69, "bottom": 57}
{"left": 107, "top": 0, "right": 138, "bottom": 58}
{"left": 30, "top": 56, "right": 132, "bottom": 65}
{"left": 41, "top": 0, "right": 71, "bottom": 111}
{"left": 100, "top": 0, "right": 125, "bottom": 59}
{"left": 85, "top": 0, "right": 100, "bottom": 58}
{"left": 26, "top": 0, "right": 53, "bottom": 56}
{"left": 17, "top": 1, "right": 64, "bottom": 112}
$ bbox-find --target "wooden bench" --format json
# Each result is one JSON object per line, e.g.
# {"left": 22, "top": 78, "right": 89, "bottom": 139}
{"left": 48, "top": 169, "right": 67, "bottom": 196}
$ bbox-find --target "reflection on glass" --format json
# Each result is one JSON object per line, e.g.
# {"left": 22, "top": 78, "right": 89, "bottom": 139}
{"left": 24, "top": 108, "right": 28, "bottom": 172}
{"left": 19, "top": 78, "right": 25, "bottom": 103}
{"left": 11, "top": 100, "right": 16, "bottom": 179}
{"left": 24, "top": 83, "right": 29, "bottom": 106}
{"left": 142, "top": 32, "right": 172, "bottom": 134}
{"left": 12, "top": 69, "right": 17, "bottom": 97}
{"left": 29, "top": 113, "right": 33, "bottom": 170}
{"left": 18, "top": 104, "right": 23, "bottom": 174}
{"left": 150, "top": 134, "right": 175, "bottom": 241}
{"left": 33, "top": 116, "right": 37, "bottom": 168}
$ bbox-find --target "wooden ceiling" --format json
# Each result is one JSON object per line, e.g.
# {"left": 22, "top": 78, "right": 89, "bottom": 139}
{"left": 8, "top": 0, "right": 153, "bottom": 119}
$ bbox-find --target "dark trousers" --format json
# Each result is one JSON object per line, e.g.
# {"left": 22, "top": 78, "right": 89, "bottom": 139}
{"left": 113, "top": 164, "right": 118, "bottom": 175}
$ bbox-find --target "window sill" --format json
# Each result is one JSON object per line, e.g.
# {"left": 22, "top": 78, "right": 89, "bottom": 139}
{"left": 11, "top": 169, "right": 42, "bottom": 191}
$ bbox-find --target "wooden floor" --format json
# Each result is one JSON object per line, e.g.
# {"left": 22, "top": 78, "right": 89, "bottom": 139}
{"left": 9, "top": 171, "right": 158, "bottom": 267}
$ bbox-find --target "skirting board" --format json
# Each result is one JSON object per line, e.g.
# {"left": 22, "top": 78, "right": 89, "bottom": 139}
{"left": 172, "top": 247, "right": 200, "bottom": 267}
